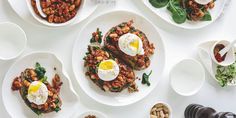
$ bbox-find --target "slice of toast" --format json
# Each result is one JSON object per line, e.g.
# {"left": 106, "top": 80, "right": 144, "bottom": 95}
{"left": 12, "top": 66, "right": 63, "bottom": 115}
{"left": 84, "top": 46, "right": 136, "bottom": 92}
{"left": 104, "top": 20, "right": 155, "bottom": 70}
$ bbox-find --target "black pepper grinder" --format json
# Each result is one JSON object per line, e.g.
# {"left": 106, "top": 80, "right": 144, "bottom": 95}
{"left": 184, "top": 104, "right": 236, "bottom": 118}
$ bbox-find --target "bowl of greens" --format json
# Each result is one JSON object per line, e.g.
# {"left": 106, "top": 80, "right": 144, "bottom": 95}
{"left": 142, "top": 0, "right": 227, "bottom": 29}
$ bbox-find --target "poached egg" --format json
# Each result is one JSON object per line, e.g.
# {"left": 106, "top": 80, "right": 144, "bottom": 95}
{"left": 27, "top": 81, "right": 48, "bottom": 105}
{"left": 98, "top": 59, "right": 119, "bottom": 81}
{"left": 118, "top": 33, "right": 144, "bottom": 56}
{"left": 194, "top": 0, "right": 211, "bottom": 5}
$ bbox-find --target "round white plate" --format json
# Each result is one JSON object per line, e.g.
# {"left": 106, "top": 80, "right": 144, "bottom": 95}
{"left": 141, "top": 0, "right": 227, "bottom": 29}
{"left": 0, "top": 22, "right": 27, "bottom": 61}
{"left": 2, "top": 52, "right": 79, "bottom": 118}
{"left": 7, "top": 0, "right": 98, "bottom": 27}
{"left": 72, "top": 10, "right": 165, "bottom": 106}
{"left": 73, "top": 110, "right": 107, "bottom": 118}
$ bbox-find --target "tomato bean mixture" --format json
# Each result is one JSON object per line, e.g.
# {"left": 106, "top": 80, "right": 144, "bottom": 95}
{"left": 11, "top": 63, "right": 63, "bottom": 115}
{"left": 31, "top": 0, "right": 81, "bottom": 23}
{"left": 104, "top": 20, "right": 155, "bottom": 70}
{"left": 84, "top": 46, "right": 136, "bottom": 92}
{"left": 183, "top": 0, "right": 215, "bottom": 21}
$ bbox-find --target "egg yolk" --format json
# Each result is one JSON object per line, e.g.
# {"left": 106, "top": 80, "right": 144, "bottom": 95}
{"left": 99, "top": 60, "right": 114, "bottom": 70}
{"left": 129, "top": 39, "right": 139, "bottom": 50}
{"left": 28, "top": 81, "right": 42, "bottom": 94}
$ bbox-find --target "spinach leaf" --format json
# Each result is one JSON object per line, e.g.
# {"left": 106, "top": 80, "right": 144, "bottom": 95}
{"left": 167, "top": 0, "right": 187, "bottom": 24}
{"left": 90, "top": 28, "right": 103, "bottom": 44}
{"left": 201, "top": 11, "right": 212, "bottom": 21}
{"left": 149, "top": 0, "right": 169, "bottom": 8}
{"left": 35, "top": 62, "right": 46, "bottom": 79}
{"left": 54, "top": 106, "right": 61, "bottom": 112}
{"left": 142, "top": 70, "right": 152, "bottom": 86}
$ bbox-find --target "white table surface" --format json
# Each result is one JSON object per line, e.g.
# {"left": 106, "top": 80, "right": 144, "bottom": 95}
{"left": 0, "top": 0, "right": 236, "bottom": 118}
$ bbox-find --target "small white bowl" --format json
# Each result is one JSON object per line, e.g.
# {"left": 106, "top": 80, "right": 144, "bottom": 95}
{"left": 150, "top": 102, "right": 172, "bottom": 118}
{"left": 210, "top": 40, "right": 235, "bottom": 66}
{"left": 170, "top": 59, "right": 205, "bottom": 96}
{"left": 25, "top": 0, "right": 86, "bottom": 27}
{"left": 0, "top": 22, "right": 27, "bottom": 61}
{"left": 76, "top": 110, "right": 107, "bottom": 118}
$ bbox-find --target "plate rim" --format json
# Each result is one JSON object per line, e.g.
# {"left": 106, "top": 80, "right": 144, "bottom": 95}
{"left": 72, "top": 9, "right": 166, "bottom": 106}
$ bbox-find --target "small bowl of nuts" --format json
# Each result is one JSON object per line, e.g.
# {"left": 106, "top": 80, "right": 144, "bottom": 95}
{"left": 150, "top": 102, "right": 171, "bottom": 118}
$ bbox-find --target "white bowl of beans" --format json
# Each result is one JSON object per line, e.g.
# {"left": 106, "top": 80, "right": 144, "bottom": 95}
{"left": 25, "top": 0, "right": 85, "bottom": 27}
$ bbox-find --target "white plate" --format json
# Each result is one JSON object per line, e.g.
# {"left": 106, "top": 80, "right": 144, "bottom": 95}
{"left": 72, "top": 10, "right": 165, "bottom": 106}
{"left": 7, "top": 0, "right": 98, "bottom": 27}
{"left": 73, "top": 110, "right": 107, "bottom": 118}
{"left": 0, "top": 22, "right": 27, "bottom": 61}
{"left": 142, "top": 0, "right": 227, "bottom": 29}
{"left": 2, "top": 52, "right": 80, "bottom": 118}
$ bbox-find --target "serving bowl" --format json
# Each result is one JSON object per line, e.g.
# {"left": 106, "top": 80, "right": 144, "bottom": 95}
{"left": 210, "top": 40, "right": 235, "bottom": 66}
{"left": 0, "top": 22, "right": 27, "bottom": 61}
{"left": 25, "top": 0, "right": 86, "bottom": 27}
{"left": 74, "top": 110, "right": 107, "bottom": 118}
{"left": 2, "top": 52, "right": 79, "bottom": 118}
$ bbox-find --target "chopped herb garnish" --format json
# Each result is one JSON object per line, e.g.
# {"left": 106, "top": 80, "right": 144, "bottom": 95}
{"left": 54, "top": 106, "right": 61, "bottom": 112}
{"left": 89, "top": 67, "right": 97, "bottom": 74}
{"left": 54, "top": 99, "right": 60, "bottom": 104}
{"left": 215, "top": 61, "right": 236, "bottom": 87}
{"left": 32, "top": 109, "right": 42, "bottom": 115}
{"left": 142, "top": 70, "right": 152, "bottom": 86}
{"left": 90, "top": 28, "right": 103, "bottom": 44}
{"left": 40, "top": 76, "right": 47, "bottom": 83}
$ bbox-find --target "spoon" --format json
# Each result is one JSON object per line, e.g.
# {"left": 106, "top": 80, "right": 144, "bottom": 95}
{"left": 219, "top": 40, "right": 236, "bottom": 57}
{"left": 35, "top": 0, "right": 47, "bottom": 18}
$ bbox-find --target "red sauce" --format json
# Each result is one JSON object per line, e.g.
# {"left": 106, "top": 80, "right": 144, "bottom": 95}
{"left": 214, "top": 44, "right": 227, "bottom": 63}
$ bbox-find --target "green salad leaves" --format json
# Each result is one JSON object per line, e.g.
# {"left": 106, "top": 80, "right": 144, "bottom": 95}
{"left": 149, "top": 0, "right": 169, "bottom": 8}
{"left": 167, "top": 0, "right": 187, "bottom": 24}
{"left": 215, "top": 62, "right": 236, "bottom": 87}
{"left": 149, "top": 0, "right": 213, "bottom": 24}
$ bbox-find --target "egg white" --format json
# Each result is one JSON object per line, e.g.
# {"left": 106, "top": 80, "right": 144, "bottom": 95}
{"left": 194, "top": 0, "right": 211, "bottom": 5}
{"left": 98, "top": 59, "right": 120, "bottom": 81}
{"left": 118, "top": 33, "right": 144, "bottom": 56}
{"left": 27, "top": 81, "right": 48, "bottom": 105}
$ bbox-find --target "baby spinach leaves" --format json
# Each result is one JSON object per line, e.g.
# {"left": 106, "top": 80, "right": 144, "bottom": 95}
{"left": 167, "top": 0, "right": 187, "bottom": 24}
{"left": 149, "top": 0, "right": 169, "bottom": 8}
{"left": 142, "top": 70, "right": 152, "bottom": 86}
{"left": 90, "top": 28, "right": 103, "bottom": 44}
{"left": 201, "top": 11, "right": 212, "bottom": 21}
{"left": 35, "top": 62, "right": 46, "bottom": 79}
